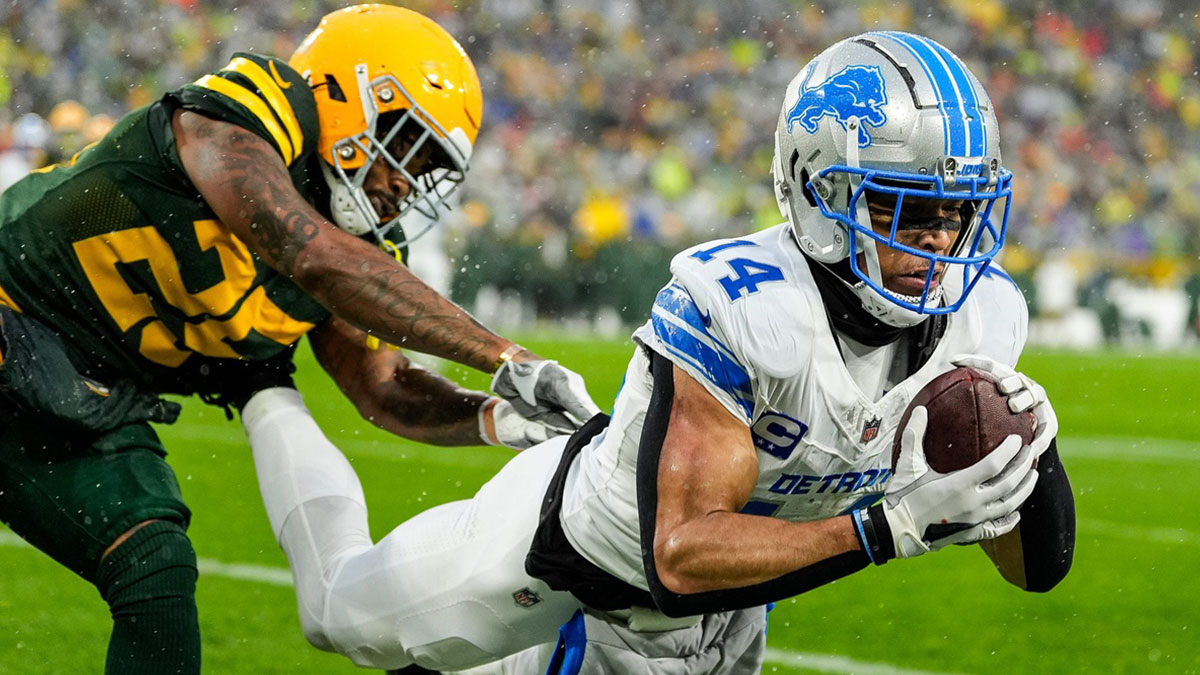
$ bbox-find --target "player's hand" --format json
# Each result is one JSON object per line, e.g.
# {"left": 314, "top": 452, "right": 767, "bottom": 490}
{"left": 882, "top": 406, "right": 1039, "bottom": 558}
{"left": 478, "top": 397, "right": 564, "bottom": 450}
{"left": 951, "top": 354, "right": 1058, "bottom": 460}
{"left": 0, "top": 365, "right": 181, "bottom": 431}
{"left": 0, "top": 307, "right": 181, "bottom": 431}
{"left": 491, "top": 358, "right": 601, "bottom": 433}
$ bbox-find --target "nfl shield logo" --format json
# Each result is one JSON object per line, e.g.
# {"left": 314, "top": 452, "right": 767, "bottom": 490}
{"left": 860, "top": 417, "right": 882, "bottom": 443}
{"left": 512, "top": 587, "right": 542, "bottom": 608}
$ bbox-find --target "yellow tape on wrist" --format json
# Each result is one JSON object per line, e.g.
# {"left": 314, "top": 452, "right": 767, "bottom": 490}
{"left": 365, "top": 334, "right": 402, "bottom": 351}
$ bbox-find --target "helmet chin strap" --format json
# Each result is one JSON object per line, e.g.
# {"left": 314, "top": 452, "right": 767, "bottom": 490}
{"left": 321, "top": 162, "right": 376, "bottom": 236}
{"left": 855, "top": 282, "right": 934, "bottom": 328}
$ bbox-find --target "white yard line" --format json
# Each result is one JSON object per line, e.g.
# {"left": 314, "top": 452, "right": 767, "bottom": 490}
{"left": 0, "top": 530, "right": 295, "bottom": 584}
{"left": 762, "top": 648, "right": 963, "bottom": 675}
{"left": 159, "top": 424, "right": 508, "bottom": 470}
{"left": 1078, "top": 518, "right": 1199, "bottom": 546}
{"left": 1062, "top": 437, "right": 1200, "bottom": 463}
{"left": 196, "top": 557, "right": 294, "bottom": 586}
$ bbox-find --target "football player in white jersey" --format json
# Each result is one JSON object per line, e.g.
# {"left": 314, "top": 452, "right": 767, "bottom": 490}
{"left": 242, "top": 32, "right": 1074, "bottom": 674}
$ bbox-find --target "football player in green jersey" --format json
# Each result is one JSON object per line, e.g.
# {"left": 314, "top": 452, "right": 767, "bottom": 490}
{"left": 0, "top": 5, "right": 600, "bottom": 674}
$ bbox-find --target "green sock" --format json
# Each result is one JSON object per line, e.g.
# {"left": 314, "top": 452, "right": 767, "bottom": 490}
{"left": 96, "top": 521, "right": 200, "bottom": 675}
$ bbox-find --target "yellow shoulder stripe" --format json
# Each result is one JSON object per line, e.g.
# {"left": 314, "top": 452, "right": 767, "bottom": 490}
{"left": 194, "top": 74, "right": 296, "bottom": 164}
{"left": 223, "top": 57, "right": 304, "bottom": 157}
{"left": 0, "top": 279, "right": 23, "bottom": 312}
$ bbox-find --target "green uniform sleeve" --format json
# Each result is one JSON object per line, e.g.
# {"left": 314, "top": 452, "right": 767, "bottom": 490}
{"left": 168, "top": 52, "right": 320, "bottom": 167}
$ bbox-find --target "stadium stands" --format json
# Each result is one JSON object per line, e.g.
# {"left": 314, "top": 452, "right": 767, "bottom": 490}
{"left": 2, "top": 0, "right": 1198, "bottom": 344}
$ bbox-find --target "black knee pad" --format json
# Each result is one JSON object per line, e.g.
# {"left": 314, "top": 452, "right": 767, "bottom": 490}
{"left": 96, "top": 520, "right": 198, "bottom": 612}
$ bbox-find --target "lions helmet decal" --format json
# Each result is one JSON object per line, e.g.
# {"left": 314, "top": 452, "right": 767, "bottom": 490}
{"left": 786, "top": 64, "right": 889, "bottom": 148}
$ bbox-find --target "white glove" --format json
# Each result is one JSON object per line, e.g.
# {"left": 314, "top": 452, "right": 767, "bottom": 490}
{"left": 478, "top": 397, "right": 563, "bottom": 450}
{"left": 491, "top": 358, "right": 602, "bottom": 433}
{"left": 951, "top": 354, "right": 1058, "bottom": 460}
{"left": 883, "top": 406, "right": 1039, "bottom": 558}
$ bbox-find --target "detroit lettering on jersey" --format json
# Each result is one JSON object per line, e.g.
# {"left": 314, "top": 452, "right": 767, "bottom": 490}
{"left": 767, "top": 468, "right": 893, "bottom": 496}
{"left": 750, "top": 408, "right": 891, "bottom": 515}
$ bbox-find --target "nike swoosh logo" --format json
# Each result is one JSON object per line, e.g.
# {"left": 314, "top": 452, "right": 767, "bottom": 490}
{"left": 268, "top": 60, "right": 292, "bottom": 89}
{"left": 699, "top": 308, "right": 713, "bottom": 328}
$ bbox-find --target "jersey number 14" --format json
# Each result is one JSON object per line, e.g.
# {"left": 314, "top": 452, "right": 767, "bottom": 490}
{"left": 690, "top": 240, "right": 785, "bottom": 302}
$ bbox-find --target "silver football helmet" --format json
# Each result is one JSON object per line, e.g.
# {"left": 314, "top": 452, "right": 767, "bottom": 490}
{"left": 773, "top": 31, "right": 1013, "bottom": 327}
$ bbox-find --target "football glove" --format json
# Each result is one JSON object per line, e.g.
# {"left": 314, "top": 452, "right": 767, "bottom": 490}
{"left": 881, "top": 406, "right": 1039, "bottom": 559}
{"left": 951, "top": 354, "right": 1058, "bottom": 460}
{"left": 491, "top": 359, "right": 601, "bottom": 433}
{"left": 0, "top": 307, "right": 180, "bottom": 432}
{"left": 478, "top": 397, "right": 564, "bottom": 450}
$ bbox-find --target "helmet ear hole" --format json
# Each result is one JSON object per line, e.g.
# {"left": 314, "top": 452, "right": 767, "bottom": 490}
{"left": 797, "top": 167, "right": 818, "bottom": 209}
{"left": 323, "top": 75, "right": 347, "bottom": 103}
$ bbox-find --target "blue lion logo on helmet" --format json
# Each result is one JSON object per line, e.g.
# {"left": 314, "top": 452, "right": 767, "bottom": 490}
{"left": 786, "top": 65, "right": 888, "bottom": 148}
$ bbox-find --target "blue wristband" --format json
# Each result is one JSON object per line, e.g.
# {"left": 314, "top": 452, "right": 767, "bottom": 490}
{"left": 851, "top": 509, "right": 876, "bottom": 565}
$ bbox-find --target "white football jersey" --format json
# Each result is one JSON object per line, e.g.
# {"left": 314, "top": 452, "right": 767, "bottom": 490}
{"left": 560, "top": 224, "right": 1028, "bottom": 590}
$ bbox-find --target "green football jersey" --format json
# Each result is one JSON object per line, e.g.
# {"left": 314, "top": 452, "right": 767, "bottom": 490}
{"left": 0, "top": 53, "right": 332, "bottom": 396}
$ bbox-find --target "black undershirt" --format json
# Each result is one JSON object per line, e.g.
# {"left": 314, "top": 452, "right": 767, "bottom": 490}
{"left": 804, "top": 255, "right": 947, "bottom": 373}
{"left": 805, "top": 255, "right": 906, "bottom": 346}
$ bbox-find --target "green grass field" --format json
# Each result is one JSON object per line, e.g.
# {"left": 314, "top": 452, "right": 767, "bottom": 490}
{"left": 2, "top": 338, "right": 1199, "bottom": 674}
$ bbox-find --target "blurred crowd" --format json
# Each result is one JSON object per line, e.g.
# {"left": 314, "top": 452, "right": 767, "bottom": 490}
{"left": 3, "top": 0, "right": 1200, "bottom": 344}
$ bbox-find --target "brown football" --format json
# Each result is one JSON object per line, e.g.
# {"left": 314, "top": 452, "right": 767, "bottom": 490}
{"left": 892, "top": 366, "right": 1037, "bottom": 473}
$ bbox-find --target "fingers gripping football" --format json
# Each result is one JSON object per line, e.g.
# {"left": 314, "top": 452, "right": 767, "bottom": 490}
{"left": 951, "top": 354, "right": 1058, "bottom": 460}
{"left": 491, "top": 359, "right": 602, "bottom": 433}
{"left": 882, "top": 406, "right": 1040, "bottom": 558}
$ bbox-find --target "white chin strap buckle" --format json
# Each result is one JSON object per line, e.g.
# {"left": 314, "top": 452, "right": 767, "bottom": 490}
{"left": 321, "top": 162, "right": 376, "bottom": 236}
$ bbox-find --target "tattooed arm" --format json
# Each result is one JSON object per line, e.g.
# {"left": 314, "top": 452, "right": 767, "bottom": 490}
{"left": 172, "top": 109, "right": 520, "bottom": 372}
{"left": 309, "top": 316, "right": 490, "bottom": 446}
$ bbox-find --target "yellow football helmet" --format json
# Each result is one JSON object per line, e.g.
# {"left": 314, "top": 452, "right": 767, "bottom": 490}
{"left": 290, "top": 4, "right": 482, "bottom": 245}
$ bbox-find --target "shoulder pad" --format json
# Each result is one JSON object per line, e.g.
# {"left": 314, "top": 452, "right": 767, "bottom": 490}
{"left": 174, "top": 52, "right": 319, "bottom": 166}
{"left": 663, "top": 232, "right": 818, "bottom": 383}
{"left": 968, "top": 263, "right": 1029, "bottom": 365}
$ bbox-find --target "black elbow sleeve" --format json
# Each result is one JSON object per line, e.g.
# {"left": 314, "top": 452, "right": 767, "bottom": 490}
{"left": 1016, "top": 441, "right": 1075, "bottom": 592}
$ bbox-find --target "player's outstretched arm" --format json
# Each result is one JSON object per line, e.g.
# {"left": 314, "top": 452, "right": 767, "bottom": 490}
{"left": 174, "top": 110, "right": 601, "bottom": 426}
{"left": 641, "top": 351, "right": 1041, "bottom": 617}
{"left": 309, "top": 316, "right": 566, "bottom": 449}
{"left": 172, "top": 109, "right": 509, "bottom": 372}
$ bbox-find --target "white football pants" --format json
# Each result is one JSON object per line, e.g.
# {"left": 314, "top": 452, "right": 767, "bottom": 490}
{"left": 242, "top": 388, "right": 579, "bottom": 671}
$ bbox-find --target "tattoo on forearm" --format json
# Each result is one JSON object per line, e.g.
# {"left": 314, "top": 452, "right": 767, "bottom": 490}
{"left": 324, "top": 267, "right": 498, "bottom": 371}
{"left": 202, "top": 118, "right": 320, "bottom": 273}
{"left": 382, "top": 366, "right": 488, "bottom": 445}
